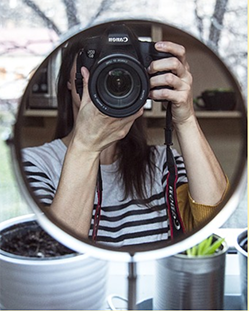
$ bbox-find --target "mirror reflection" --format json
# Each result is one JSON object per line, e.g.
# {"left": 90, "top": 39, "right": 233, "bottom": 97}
{"left": 17, "top": 21, "right": 245, "bottom": 251}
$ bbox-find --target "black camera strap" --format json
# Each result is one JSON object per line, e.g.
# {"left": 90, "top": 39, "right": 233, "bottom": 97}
{"left": 75, "top": 50, "right": 84, "bottom": 100}
{"left": 92, "top": 165, "right": 103, "bottom": 241}
{"left": 165, "top": 103, "right": 185, "bottom": 239}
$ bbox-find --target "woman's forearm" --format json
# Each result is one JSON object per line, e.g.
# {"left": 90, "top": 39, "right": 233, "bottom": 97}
{"left": 49, "top": 142, "right": 100, "bottom": 239}
{"left": 175, "top": 114, "right": 227, "bottom": 205}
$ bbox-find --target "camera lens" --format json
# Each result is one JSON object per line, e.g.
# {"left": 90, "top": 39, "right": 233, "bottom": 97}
{"left": 96, "top": 63, "right": 141, "bottom": 110}
{"left": 106, "top": 69, "right": 132, "bottom": 98}
{"left": 89, "top": 55, "right": 149, "bottom": 117}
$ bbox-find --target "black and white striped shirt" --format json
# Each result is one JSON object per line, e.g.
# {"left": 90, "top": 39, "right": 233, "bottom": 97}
{"left": 22, "top": 139, "right": 187, "bottom": 247}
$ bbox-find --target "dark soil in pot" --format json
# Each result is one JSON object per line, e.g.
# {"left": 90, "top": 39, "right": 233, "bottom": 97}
{"left": 0, "top": 220, "right": 75, "bottom": 258}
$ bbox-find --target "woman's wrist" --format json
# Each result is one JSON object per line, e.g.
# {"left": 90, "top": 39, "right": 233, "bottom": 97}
{"left": 173, "top": 113, "right": 198, "bottom": 135}
{"left": 68, "top": 136, "right": 101, "bottom": 162}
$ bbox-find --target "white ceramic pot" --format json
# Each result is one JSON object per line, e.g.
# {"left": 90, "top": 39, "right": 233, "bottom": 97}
{"left": 0, "top": 214, "right": 108, "bottom": 310}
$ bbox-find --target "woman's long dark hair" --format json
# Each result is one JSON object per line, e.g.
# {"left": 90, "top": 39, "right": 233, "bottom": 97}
{"left": 54, "top": 37, "right": 156, "bottom": 202}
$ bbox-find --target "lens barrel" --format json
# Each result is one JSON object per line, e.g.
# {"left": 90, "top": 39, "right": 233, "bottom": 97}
{"left": 88, "top": 54, "right": 149, "bottom": 118}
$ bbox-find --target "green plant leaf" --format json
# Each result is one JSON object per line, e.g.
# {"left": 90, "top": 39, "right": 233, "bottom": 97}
{"left": 197, "top": 235, "right": 212, "bottom": 255}
{"left": 185, "top": 235, "right": 225, "bottom": 257}
{"left": 186, "top": 247, "right": 193, "bottom": 257}
{"left": 202, "top": 238, "right": 225, "bottom": 256}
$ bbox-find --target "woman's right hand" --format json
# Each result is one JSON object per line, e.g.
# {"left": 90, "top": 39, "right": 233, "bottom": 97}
{"left": 71, "top": 67, "right": 143, "bottom": 154}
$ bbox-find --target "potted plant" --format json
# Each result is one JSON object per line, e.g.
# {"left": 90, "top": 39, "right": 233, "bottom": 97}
{"left": 235, "top": 228, "right": 248, "bottom": 310}
{"left": 153, "top": 234, "right": 227, "bottom": 310}
{"left": 0, "top": 214, "right": 108, "bottom": 310}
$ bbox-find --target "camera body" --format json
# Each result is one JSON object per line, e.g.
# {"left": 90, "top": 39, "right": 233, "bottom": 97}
{"left": 75, "top": 24, "right": 173, "bottom": 117}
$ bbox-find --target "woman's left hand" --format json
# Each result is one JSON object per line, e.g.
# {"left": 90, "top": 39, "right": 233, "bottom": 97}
{"left": 148, "top": 41, "right": 194, "bottom": 126}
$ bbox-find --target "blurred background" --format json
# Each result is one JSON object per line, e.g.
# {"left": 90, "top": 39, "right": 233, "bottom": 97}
{"left": 0, "top": 0, "right": 247, "bottom": 227}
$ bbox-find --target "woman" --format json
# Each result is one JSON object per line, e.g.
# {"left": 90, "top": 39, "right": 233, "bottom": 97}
{"left": 23, "top": 34, "right": 228, "bottom": 248}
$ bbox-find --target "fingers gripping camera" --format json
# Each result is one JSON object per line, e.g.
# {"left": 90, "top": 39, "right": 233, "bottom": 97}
{"left": 75, "top": 24, "right": 173, "bottom": 118}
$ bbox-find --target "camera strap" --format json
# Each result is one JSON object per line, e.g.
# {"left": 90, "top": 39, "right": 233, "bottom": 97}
{"left": 75, "top": 50, "right": 84, "bottom": 100}
{"left": 165, "top": 103, "right": 185, "bottom": 239}
{"left": 91, "top": 103, "right": 185, "bottom": 241}
{"left": 92, "top": 165, "right": 103, "bottom": 241}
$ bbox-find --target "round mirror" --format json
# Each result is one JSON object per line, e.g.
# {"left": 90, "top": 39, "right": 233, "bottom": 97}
{"left": 10, "top": 19, "right": 247, "bottom": 262}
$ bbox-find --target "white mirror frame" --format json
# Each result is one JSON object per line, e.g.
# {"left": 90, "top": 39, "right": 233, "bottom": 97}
{"left": 9, "top": 17, "right": 247, "bottom": 263}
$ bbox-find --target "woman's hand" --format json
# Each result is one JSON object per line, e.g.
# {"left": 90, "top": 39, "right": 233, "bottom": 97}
{"left": 148, "top": 41, "right": 194, "bottom": 126}
{"left": 71, "top": 67, "right": 143, "bottom": 154}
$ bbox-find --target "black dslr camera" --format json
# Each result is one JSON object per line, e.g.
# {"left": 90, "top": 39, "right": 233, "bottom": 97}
{"left": 75, "top": 24, "right": 173, "bottom": 118}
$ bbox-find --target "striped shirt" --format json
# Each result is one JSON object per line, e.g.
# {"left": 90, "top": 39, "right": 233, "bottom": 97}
{"left": 22, "top": 139, "right": 188, "bottom": 248}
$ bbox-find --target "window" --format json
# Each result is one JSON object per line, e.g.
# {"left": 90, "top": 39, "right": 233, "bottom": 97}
{"left": 0, "top": 0, "right": 247, "bottom": 228}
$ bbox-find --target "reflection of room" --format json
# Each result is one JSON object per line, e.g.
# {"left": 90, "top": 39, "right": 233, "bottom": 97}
{"left": 145, "top": 24, "right": 243, "bottom": 185}
{"left": 21, "top": 22, "right": 243, "bottom": 184}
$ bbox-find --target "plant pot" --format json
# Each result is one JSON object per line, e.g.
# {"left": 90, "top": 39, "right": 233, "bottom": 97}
{"left": 153, "top": 235, "right": 228, "bottom": 310}
{"left": 235, "top": 228, "right": 248, "bottom": 310}
{"left": 0, "top": 214, "right": 108, "bottom": 310}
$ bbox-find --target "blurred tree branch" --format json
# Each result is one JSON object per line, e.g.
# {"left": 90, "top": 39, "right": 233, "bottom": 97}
{"left": 194, "top": 0, "right": 229, "bottom": 50}
{"left": 61, "top": 0, "right": 80, "bottom": 28}
{"left": 209, "top": 0, "right": 229, "bottom": 50}
{"left": 194, "top": 0, "right": 204, "bottom": 39}
{"left": 21, "top": 0, "right": 114, "bottom": 34}
{"left": 21, "top": 0, "right": 62, "bottom": 35}
{"left": 85, "top": 0, "right": 116, "bottom": 27}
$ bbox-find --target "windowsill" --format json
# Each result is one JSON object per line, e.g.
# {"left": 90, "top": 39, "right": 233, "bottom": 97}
{"left": 105, "top": 228, "right": 245, "bottom": 308}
